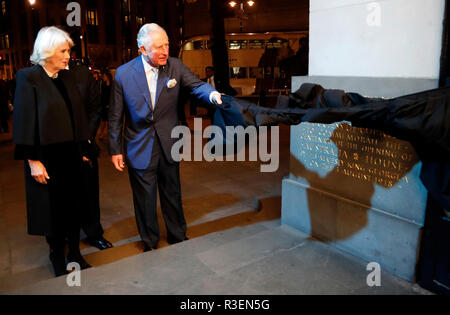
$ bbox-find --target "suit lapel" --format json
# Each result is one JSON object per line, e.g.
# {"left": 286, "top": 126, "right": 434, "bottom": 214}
{"left": 132, "top": 57, "right": 153, "bottom": 111}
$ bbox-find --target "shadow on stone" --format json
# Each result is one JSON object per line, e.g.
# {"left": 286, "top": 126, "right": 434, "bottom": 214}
{"left": 290, "top": 122, "right": 418, "bottom": 242}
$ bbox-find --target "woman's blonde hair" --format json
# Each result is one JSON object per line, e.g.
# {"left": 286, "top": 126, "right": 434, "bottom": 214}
{"left": 30, "top": 26, "right": 74, "bottom": 66}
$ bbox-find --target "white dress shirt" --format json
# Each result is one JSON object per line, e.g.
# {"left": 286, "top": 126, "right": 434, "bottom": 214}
{"left": 142, "top": 56, "right": 158, "bottom": 109}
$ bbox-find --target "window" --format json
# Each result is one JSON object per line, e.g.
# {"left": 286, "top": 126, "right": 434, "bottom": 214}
{"left": 193, "top": 40, "right": 203, "bottom": 50}
{"left": 182, "top": 41, "right": 194, "bottom": 51}
{"left": 229, "top": 40, "right": 248, "bottom": 50}
{"left": 183, "top": 40, "right": 218, "bottom": 51}
{"left": 1, "top": 1, "right": 6, "bottom": 15}
{"left": 249, "top": 40, "right": 265, "bottom": 49}
{"left": 266, "top": 39, "right": 288, "bottom": 49}
{"left": 87, "top": 9, "right": 98, "bottom": 26}
{"left": 5, "top": 34, "right": 9, "bottom": 49}
{"left": 230, "top": 67, "right": 247, "bottom": 79}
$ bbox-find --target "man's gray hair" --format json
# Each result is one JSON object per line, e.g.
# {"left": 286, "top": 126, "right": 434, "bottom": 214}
{"left": 30, "top": 26, "right": 74, "bottom": 66}
{"left": 137, "top": 23, "right": 167, "bottom": 50}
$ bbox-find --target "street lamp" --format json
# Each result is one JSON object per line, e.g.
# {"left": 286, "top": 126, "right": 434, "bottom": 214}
{"left": 28, "top": 0, "right": 36, "bottom": 5}
{"left": 229, "top": 1, "right": 255, "bottom": 9}
{"left": 228, "top": 1, "right": 256, "bottom": 32}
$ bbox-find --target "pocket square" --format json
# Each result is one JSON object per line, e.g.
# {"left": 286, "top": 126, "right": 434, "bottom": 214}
{"left": 167, "top": 79, "right": 177, "bottom": 89}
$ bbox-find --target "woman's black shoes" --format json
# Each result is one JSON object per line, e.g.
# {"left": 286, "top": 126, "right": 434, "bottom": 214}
{"left": 67, "top": 251, "right": 92, "bottom": 270}
{"left": 49, "top": 250, "right": 91, "bottom": 277}
{"left": 49, "top": 250, "right": 68, "bottom": 277}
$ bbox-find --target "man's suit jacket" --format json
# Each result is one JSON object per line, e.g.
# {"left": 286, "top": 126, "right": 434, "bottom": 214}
{"left": 69, "top": 61, "right": 102, "bottom": 140}
{"left": 109, "top": 56, "right": 216, "bottom": 170}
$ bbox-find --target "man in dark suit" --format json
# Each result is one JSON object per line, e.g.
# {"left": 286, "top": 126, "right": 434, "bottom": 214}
{"left": 69, "top": 58, "right": 113, "bottom": 251}
{"left": 108, "top": 23, "right": 222, "bottom": 251}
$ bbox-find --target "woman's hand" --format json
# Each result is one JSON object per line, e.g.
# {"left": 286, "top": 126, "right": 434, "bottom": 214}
{"left": 28, "top": 160, "right": 50, "bottom": 184}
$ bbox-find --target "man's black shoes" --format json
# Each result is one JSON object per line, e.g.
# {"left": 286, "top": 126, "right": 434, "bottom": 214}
{"left": 143, "top": 244, "right": 158, "bottom": 252}
{"left": 167, "top": 237, "right": 189, "bottom": 245}
{"left": 87, "top": 237, "right": 113, "bottom": 250}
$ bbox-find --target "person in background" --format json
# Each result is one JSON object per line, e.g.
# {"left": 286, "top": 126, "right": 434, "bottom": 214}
{"left": 13, "top": 26, "right": 94, "bottom": 276}
{"left": 204, "top": 66, "right": 216, "bottom": 89}
{"left": 293, "top": 37, "right": 309, "bottom": 76}
{"left": 93, "top": 71, "right": 103, "bottom": 96}
{"left": 97, "top": 72, "right": 112, "bottom": 140}
{"left": 69, "top": 53, "right": 113, "bottom": 252}
{"left": 7, "top": 69, "right": 16, "bottom": 108}
{"left": 201, "top": 66, "right": 218, "bottom": 122}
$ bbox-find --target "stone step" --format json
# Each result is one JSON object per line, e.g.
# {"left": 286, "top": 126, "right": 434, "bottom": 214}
{"left": 12, "top": 221, "right": 429, "bottom": 295}
{"left": 12, "top": 220, "right": 281, "bottom": 294}
{"left": 196, "top": 224, "right": 309, "bottom": 277}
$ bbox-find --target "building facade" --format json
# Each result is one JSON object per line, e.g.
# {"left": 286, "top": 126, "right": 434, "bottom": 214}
{"left": 0, "top": 0, "right": 183, "bottom": 79}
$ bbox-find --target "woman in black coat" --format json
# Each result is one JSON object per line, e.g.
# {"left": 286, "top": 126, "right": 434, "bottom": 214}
{"left": 13, "top": 26, "right": 95, "bottom": 277}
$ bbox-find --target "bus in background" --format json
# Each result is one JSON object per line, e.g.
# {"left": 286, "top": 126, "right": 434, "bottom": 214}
{"left": 180, "top": 31, "right": 308, "bottom": 97}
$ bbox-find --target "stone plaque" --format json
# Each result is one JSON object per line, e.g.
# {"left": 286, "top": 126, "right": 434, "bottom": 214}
{"left": 289, "top": 122, "right": 427, "bottom": 225}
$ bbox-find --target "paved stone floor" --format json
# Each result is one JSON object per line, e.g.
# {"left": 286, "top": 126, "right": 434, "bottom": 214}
{"left": 0, "top": 114, "right": 292, "bottom": 293}
{"left": 0, "top": 114, "right": 433, "bottom": 295}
